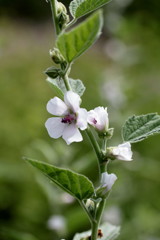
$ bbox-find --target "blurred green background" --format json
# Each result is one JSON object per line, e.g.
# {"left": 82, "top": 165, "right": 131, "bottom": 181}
{"left": 0, "top": 0, "right": 160, "bottom": 239}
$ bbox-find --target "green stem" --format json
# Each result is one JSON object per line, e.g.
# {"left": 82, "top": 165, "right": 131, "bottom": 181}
{"left": 50, "top": 0, "right": 61, "bottom": 35}
{"left": 86, "top": 127, "right": 102, "bottom": 163}
{"left": 66, "top": 18, "right": 77, "bottom": 29}
{"left": 78, "top": 200, "right": 94, "bottom": 224}
{"left": 91, "top": 199, "right": 106, "bottom": 240}
{"left": 61, "top": 63, "right": 72, "bottom": 91}
{"left": 91, "top": 221, "right": 99, "bottom": 240}
{"left": 63, "top": 74, "right": 72, "bottom": 91}
{"left": 102, "top": 136, "right": 107, "bottom": 154}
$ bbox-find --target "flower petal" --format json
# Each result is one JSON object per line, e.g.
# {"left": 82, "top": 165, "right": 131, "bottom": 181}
{"left": 95, "top": 107, "right": 109, "bottom": 130}
{"left": 101, "top": 172, "right": 117, "bottom": 191}
{"left": 88, "top": 107, "right": 109, "bottom": 131}
{"left": 47, "top": 97, "right": 68, "bottom": 116}
{"left": 87, "top": 110, "right": 98, "bottom": 126}
{"left": 112, "top": 142, "right": 133, "bottom": 161}
{"left": 62, "top": 124, "right": 82, "bottom": 145}
{"left": 76, "top": 108, "right": 88, "bottom": 130}
{"left": 45, "top": 117, "right": 66, "bottom": 138}
{"left": 64, "top": 91, "right": 81, "bottom": 113}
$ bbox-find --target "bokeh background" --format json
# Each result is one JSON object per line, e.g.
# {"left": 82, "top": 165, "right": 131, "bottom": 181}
{"left": 0, "top": 0, "right": 160, "bottom": 239}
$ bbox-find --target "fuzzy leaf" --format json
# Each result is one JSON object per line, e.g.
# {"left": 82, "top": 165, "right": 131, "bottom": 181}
{"left": 70, "top": 0, "right": 111, "bottom": 19}
{"left": 73, "top": 222, "right": 120, "bottom": 240}
{"left": 46, "top": 77, "right": 65, "bottom": 98}
{"left": 46, "top": 77, "right": 85, "bottom": 97}
{"left": 122, "top": 113, "right": 160, "bottom": 143}
{"left": 69, "top": 78, "right": 86, "bottom": 96}
{"left": 57, "top": 10, "right": 103, "bottom": 63}
{"left": 25, "top": 158, "right": 95, "bottom": 200}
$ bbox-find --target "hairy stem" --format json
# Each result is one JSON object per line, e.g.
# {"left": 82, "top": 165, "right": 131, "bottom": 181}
{"left": 91, "top": 199, "right": 106, "bottom": 240}
{"left": 50, "top": 0, "right": 61, "bottom": 35}
{"left": 86, "top": 127, "right": 102, "bottom": 163}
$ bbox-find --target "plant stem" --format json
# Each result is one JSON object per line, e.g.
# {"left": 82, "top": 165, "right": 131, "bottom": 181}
{"left": 62, "top": 63, "right": 72, "bottom": 91}
{"left": 50, "top": 0, "right": 61, "bottom": 35}
{"left": 66, "top": 18, "right": 77, "bottom": 29}
{"left": 86, "top": 127, "right": 102, "bottom": 176}
{"left": 91, "top": 199, "right": 106, "bottom": 240}
{"left": 78, "top": 200, "right": 94, "bottom": 225}
{"left": 102, "top": 136, "right": 107, "bottom": 154}
{"left": 86, "top": 127, "right": 102, "bottom": 163}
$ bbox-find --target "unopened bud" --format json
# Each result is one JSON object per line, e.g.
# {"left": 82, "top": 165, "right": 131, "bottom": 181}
{"left": 96, "top": 172, "right": 117, "bottom": 198}
{"left": 57, "top": 2, "right": 70, "bottom": 29}
{"left": 57, "top": 2, "right": 67, "bottom": 14}
{"left": 107, "top": 142, "right": 133, "bottom": 161}
{"left": 49, "top": 48, "right": 65, "bottom": 64}
{"left": 44, "top": 66, "right": 61, "bottom": 79}
{"left": 86, "top": 199, "right": 95, "bottom": 217}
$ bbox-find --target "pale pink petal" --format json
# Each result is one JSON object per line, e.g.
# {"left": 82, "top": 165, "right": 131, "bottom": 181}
{"left": 87, "top": 110, "right": 98, "bottom": 126}
{"left": 45, "top": 117, "right": 66, "bottom": 138}
{"left": 101, "top": 172, "right": 117, "bottom": 193}
{"left": 47, "top": 97, "right": 68, "bottom": 116}
{"left": 95, "top": 107, "right": 109, "bottom": 130}
{"left": 76, "top": 108, "right": 88, "bottom": 130}
{"left": 64, "top": 91, "right": 81, "bottom": 113}
{"left": 62, "top": 124, "right": 82, "bottom": 145}
{"left": 88, "top": 107, "right": 109, "bottom": 131}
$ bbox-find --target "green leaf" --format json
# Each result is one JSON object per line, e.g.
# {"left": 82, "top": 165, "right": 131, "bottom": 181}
{"left": 122, "top": 113, "right": 160, "bottom": 143}
{"left": 73, "top": 222, "right": 120, "bottom": 240}
{"left": 46, "top": 77, "right": 65, "bottom": 98}
{"left": 70, "top": 0, "right": 111, "bottom": 19}
{"left": 69, "top": 78, "right": 86, "bottom": 96}
{"left": 25, "top": 158, "right": 95, "bottom": 200}
{"left": 56, "top": 10, "right": 103, "bottom": 63}
{"left": 46, "top": 77, "right": 85, "bottom": 97}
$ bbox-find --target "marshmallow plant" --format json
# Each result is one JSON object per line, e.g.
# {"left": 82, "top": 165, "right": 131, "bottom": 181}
{"left": 25, "top": 1, "right": 160, "bottom": 240}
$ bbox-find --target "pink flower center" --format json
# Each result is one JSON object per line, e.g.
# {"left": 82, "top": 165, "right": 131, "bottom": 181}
{"left": 61, "top": 114, "right": 76, "bottom": 124}
{"left": 93, "top": 118, "right": 97, "bottom": 125}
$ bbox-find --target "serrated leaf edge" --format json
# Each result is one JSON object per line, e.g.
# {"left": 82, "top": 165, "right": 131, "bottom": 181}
{"left": 69, "top": 0, "right": 112, "bottom": 18}
{"left": 122, "top": 113, "right": 160, "bottom": 143}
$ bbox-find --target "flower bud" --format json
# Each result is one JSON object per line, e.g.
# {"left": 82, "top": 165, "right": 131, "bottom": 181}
{"left": 57, "top": 2, "right": 67, "bottom": 14}
{"left": 49, "top": 48, "right": 65, "bottom": 64}
{"left": 87, "top": 107, "right": 109, "bottom": 133}
{"left": 44, "top": 66, "right": 61, "bottom": 79}
{"left": 107, "top": 142, "right": 133, "bottom": 161}
{"left": 86, "top": 199, "right": 95, "bottom": 217}
{"left": 57, "top": 2, "right": 70, "bottom": 29}
{"left": 97, "top": 172, "right": 117, "bottom": 198}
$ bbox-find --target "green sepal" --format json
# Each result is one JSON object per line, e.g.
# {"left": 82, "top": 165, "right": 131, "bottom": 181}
{"left": 25, "top": 158, "right": 95, "bottom": 201}
{"left": 44, "top": 66, "right": 61, "bottom": 79}
{"left": 56, "top": 10, "right": 103, "bottom": 63}
{"left": 122, "top": 113, "right": 160, "bottom": 143}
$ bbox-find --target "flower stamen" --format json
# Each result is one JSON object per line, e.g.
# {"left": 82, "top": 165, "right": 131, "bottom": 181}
{"left": 61, "top": 114, "right": 76, "bottom": 124}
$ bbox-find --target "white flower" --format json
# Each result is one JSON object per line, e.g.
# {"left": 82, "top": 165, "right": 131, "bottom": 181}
{"left": 100, "top": 172, "right": 117, "bottom": 194}
{"left": 111, "top": 142, "right": 133, "bottom": 161}
{"left": 47, "top": 215, "right": 66, "bottom": 231}
{"left": 45, "top": 91, "right": 88, "bottom": 145}
{"left": 87, "top": 107, "right": 109, "bottom": 132}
